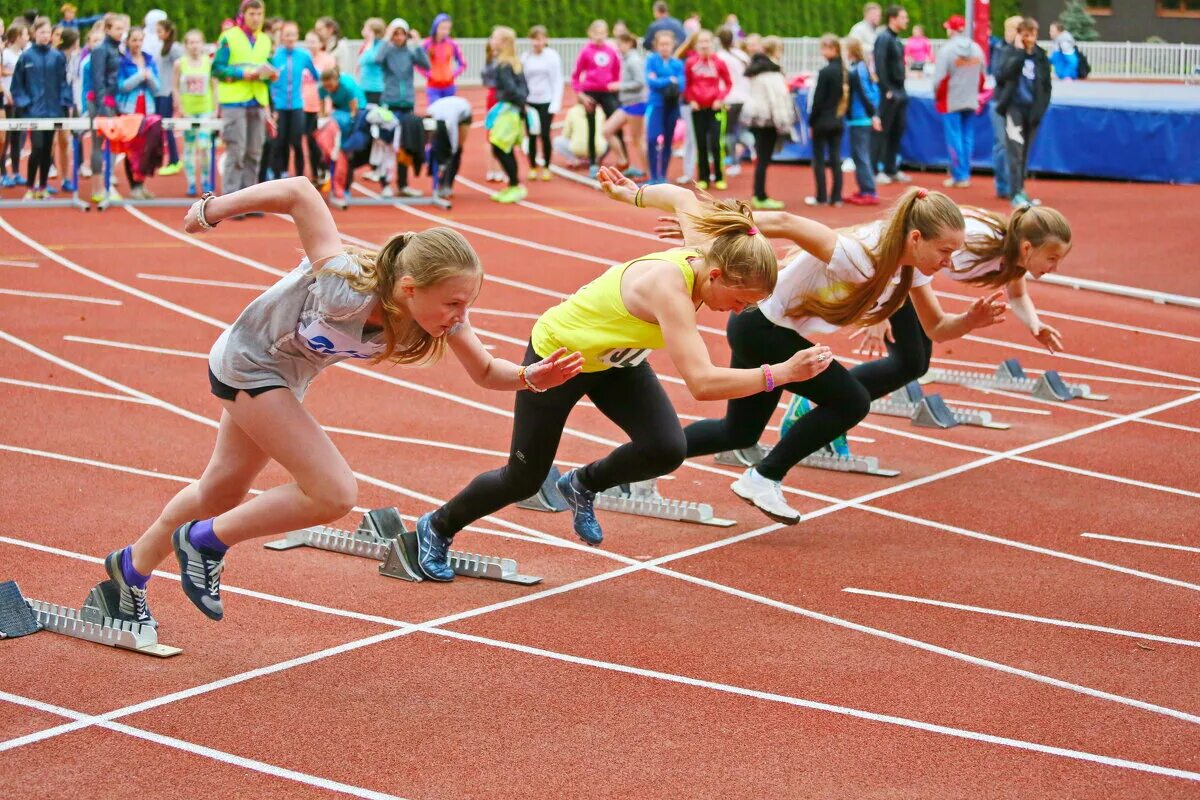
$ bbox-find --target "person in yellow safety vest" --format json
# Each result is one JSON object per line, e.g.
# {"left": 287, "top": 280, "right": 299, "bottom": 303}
{"left": 212, "top": 0, "right": 277, "bottom": 204}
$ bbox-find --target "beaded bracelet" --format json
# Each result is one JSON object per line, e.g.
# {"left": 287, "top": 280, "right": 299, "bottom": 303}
{"left": 196, "top": 192, "right": 220, "bottom": 230}
{"left": 519, "top": 365, "right": 545, "bottom": 393}
{"left": 634, "top": 185, "right": 645, "bottom": 209}
{"left": 761, "top": 364, "right": 775, "bottom": 392}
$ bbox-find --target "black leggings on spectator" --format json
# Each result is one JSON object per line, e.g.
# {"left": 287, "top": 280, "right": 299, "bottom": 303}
{"left": 273, "top": 108, "right": 306, "bottom": 178}
{"left": 584, "top": 91, "right": 621, "bottom": 165}
{"left": 304, "top": 111, "right": 322, "bottom": 179}
{"left": 527, "top": 101, "right": 553, "bottom": 167}
{"left": 750, "top": 126, "right": 778, "bottom": 200}
{"left": 692, "top": 107, "right": 723, "bottom": 182}
{"left": 26, "top": 130, "right": 54, "bottom": 187}
{"left": 5, "top": 105, "right": 24, "bottom": 176}
{"left": 683, "top": 309, "right": 871, "bottom": 482}
{"left": 811, "top": 130, "right": 843, "bottom": 203}
{"left": 491, "top": 143, "right": 519, "bottom": 187}
{"left": 431, "top": 344, "right": 687, "bottom": 537}
{"left": 847, "top": 299, "right": 932, "bottom": 400}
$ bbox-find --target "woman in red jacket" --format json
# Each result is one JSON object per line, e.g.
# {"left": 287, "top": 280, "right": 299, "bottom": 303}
{"left": 683, "top": 29, "right": 731, "bottom": 190}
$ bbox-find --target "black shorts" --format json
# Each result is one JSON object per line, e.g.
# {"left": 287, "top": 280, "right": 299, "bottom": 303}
{"left": 208, "top": 367, "right": 286, "bottom": 401}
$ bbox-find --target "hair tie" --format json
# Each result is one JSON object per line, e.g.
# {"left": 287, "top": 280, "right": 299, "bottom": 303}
{"left": 747, "top": 227, "right": 758, "bottom": 236}
{"left": 916, "top": 188, "right": 928, "bottom": 199}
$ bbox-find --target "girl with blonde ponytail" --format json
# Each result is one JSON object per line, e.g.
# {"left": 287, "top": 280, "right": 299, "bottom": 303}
{"left": 658, "top": 187, "right": 1004, "bottom": 523}
{"left": 414, "top": 167, "right": 832, "bottom": 575}
{"left": 849, "top": 204, "right": 1071, "bottom": 401}
{"left": 96, "top": 177, "right": 584, "bottom": 627}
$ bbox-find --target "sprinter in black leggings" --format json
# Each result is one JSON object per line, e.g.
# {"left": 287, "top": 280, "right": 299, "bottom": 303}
{"left": 414, "top": 168, "right": 831, "bottom": 581}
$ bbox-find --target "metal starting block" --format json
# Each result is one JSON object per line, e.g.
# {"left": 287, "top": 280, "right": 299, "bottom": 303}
{"left": 870, "top": 382, "right": 1010, "bottom": 430}
{"left": 18, "top": 581, "right": 182, "bottom": 658}
{"left": 518, "top": 466, "right": 735, "bottom": 527}
{"left": 714, "top": 442, "right": 900, "bottom": 478}
{"left": 264, "top": 508, "right": 541, "bottom": 585}
{"left": 924, "top": 358, "right": 1107, "bottom": 402}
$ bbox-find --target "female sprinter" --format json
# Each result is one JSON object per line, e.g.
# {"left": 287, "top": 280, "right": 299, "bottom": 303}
{"left": 848, "top": 205, "right": 1072, "bottom": 398}
{"left": 657, "top": 187, "right": 1007, "bottom": 523}
{"left": 413, "top": 167, "right": 833, "bottom": 580}
{"left": 100, "top": 177, "right": 584, "bottom": 626}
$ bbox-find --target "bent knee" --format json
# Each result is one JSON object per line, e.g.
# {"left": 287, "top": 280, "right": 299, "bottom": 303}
{"left": 647, "top": 432, "right": 687, "bottom": 476}
{"left": 307, "top": 475, "right": 358, "bottom": 521}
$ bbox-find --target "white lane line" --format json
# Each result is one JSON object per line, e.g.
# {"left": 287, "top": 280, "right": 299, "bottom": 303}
{"left": 962, "top": 334, "right": 1200, "bottom": 386}
{"left": 1081, "top": 533, "right": 1200, "bottom": 556}
{"left": 929, "top": 356, "right": 1199, "bottom": 393}
{"left": 957, "top": 383, "right": 1200, "bottom": 436}
{"left": 137, "top": 272, "right": 271, "bottom": 291}
{"left": 942, "top": 398, "right": 1050, "bottom": 416}
{"left": 0, "top": 691, "right": 407, "bottom": 800}
{"left": 470, "top": 307, "right": 542, "bottom": 320}
{"left": 322, "top": 424, "right": 586, "bottom": 469}
{"left": 0, "top": 376, "right": 154, "bottom": 404}
{"left": 63, "top": 334, "right": 208, "bottom": 359}
{"left": 842, "top": 587, "right": 1200, "bottom": 649}
{"left": 0, "top": 287, "right": 122, "bottom": 306}
{"left": 122, "top": 205, "right": 290, "bottom": 278}
{"left": 0, "top": 259, "right": 38, "bottom": 268}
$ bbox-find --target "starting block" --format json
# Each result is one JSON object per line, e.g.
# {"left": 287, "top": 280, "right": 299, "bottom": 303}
{"left": 714, "top": 442, "right": 900, "bottom": 478}
{"left": 924, "top": 358, "right": 1107, "bottom": 402}
{"left": 264, "top": 508, "right": 541, "bottom": 585}
{"left": 870, "top": 382, "right": 1010, "bottom": 430}
{"left": 518, "top": 466, "right": 736, "bottom": 527}
{"left": 7, "top": 580, "right": 182, "bottom": 658}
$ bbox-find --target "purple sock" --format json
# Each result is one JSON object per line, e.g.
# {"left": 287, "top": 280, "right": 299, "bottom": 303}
{"left": 120, "top": 546, "right": 151, "bottom": 589}
{"left": 188, "top": 518, "right": 229, "bottom": 554}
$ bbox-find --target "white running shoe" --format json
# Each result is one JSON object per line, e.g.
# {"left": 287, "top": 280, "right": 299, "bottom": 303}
{"left": 841, "top": 157, "right": 855, "bottom": 173}
{"left": 894, "top": 170, "right": 913, "bottom": 183}
{"left": 730, "top": 468, "right": 801, "bottom": 524}
{"left": 380, "top": 186, "right": 395, "bottom": 198}
{"left": 875, "top": 172, "right": 893, "bottom": 185}
{"left": 400, "top": 186, "right": 423, "bottom": 198}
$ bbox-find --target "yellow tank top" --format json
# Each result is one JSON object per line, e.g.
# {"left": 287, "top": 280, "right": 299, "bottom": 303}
{"left": 178, "top": 57, "right": 213, "bottom": 116}
{"left": 532, "top": 249, "right": 698, "bottom": 373}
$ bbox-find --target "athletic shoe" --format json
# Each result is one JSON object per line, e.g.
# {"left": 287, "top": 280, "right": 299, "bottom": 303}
{"left": 1, "top": 175, "right": 15, "bottom": 188}
{"left": 1011, "top": 191, "right": 1031, "bottom": 208}
{"left": 555, "top": 469, "right": 603, "bottom": 546}
{"left": 79, "top": 164, "right": 92, "bottom": 178}
{"left": 400, "top": 186, "right": 423, "bottom": 198}
{"left": 491, "top": 185, "right": 527, "bottom": 204}
{"left": 486, "top": 170, "right": 505, "bottom": 183}
{"left": 874, "top": 172, "right": 893, "bottom": 185}
{"left": 730, "top": 468, "right": 802, "bottom": 524}
{"left": 841, "top": 157, "right": 856, "bottom": 173}
{"left": 539, "top": 167, "right": 551, "bottom": 181}
{"left": 415, "top": 513, "right": 454, "bottom": 581}
{"left": 61, "top": 179, "right": 76, "bottom": 192}
{"left": 107, "top": 188, "right": 123, "bottom": 202}
{"left": 44, "top": 185, "right": 58, "bottom": 195}
{"left": 943, "top": 177, "right": 970, "bottom": 188}
{"left": 696, "top": 180, "right": 709, "bottom": 190}
{"left": 172, "top": 521, "right": 225, "bottom": 621}
{"left": 588, "top": 165, "right": 600, "bottom": 179}
{"left": 102, "top": 549, "right": 156, "bottom": 628}
{"left": 846, "top": 192, "right": 880, "bottom": 206}
{"left": 186, "top": 183, "right": 197, "bottom": 197}
{"left": 129, "top": 186, "right": 154, "bottom": 200}
{"left": 726, "top": 163, "right": 741, "bottom": 176}
{"left": 714, "top": 180, "right": 727, "bottom": 190}
{"left": 804, "top": 196, "right": 822, "bottom": 206}
{"left": 48, "top": 164, "right": 58, "bottom": 179}
{"left": 330, "top": 193, "right": 348, "bottom": 210}
{"left": 90, "top": 192, "right": 107, "bottom": 204}
{"left": 894, "top": 170, "right": 913, "bottom": 183}
{"left": 674, "top": 175, "right": 694, "bottom": 185}
{"left": 380, "top": 185, "right": 396, "bottom": 198}
{"left": 623, "top": 167, "right": 646, "bottom": 179}
{"left": 202, "top": 180, "right": 214, "bottom": 195}
{"left": 16, "top": 174, "right": 28, "bottom": 185}
{"left": 158, "top": 162, "right": 183, "bottom": 176}
{"left": 751, "top": 197, "right": 785, "bottom": 210}
{"left": 22, "top": 190, "right": 36, "bottom": 201}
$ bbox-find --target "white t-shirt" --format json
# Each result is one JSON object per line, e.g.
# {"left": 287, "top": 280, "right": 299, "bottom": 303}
{"left": 946, "top": 213, "right": 1004, "bottom": 283}
{"left": 717, "top": 48, "right": 750, "bottom": 105}
{"left": 758, "top": 220, "right": 933, "bottom": 337}
{"left": 521, "top": 48, "right": 565, "bottom": 113}
{"left": 1, "top": 48, "right": 19, "bottom": 94}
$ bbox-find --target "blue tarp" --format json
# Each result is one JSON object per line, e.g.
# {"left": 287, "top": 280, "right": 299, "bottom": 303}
{"left": 776, "top": 81, "right": 1200, "bottom": 185}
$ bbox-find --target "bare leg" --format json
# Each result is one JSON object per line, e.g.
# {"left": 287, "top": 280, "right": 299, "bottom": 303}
{"left": 627, "top": 115, "right": 646, "bottom": 173}
{"left": 603, "top": 109, "right": 628, "bottom": 167}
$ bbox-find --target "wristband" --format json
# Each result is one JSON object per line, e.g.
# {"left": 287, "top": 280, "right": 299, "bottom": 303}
{"left": 196, "top": 192, "right": 220, "bottom": 229}
{"left": 761, "top": 364, "right": 775, "bottom": 392}
{"left": 519, "top": 365, "right": 545, "bottom": 393}
{"left": 634, "top": 185, "right": 645, "bottom": 209}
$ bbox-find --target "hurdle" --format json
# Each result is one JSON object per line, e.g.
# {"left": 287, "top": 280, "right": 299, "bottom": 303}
{"left": 0, "top": 118, "right": 91, "bottom": 210}
{"left": 264, "top": 507, "right": 541, "bottom": 585}
{"left": 714, "top": 442, "right": 900, "bottom": 477}
{"left": 518, "top": 465, "right": 736, "bottom": 527}
{"left": 923, "top": 358, "right": 1108, "bottom": 402}
{"left": 4, "top": 579, "right": 183, "bottom": 658}
{"left": 870, "top": 381, "right": 1010, "bottom": 429}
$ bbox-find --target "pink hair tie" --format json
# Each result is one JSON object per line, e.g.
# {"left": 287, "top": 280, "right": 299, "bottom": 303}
{"left": 916, "top": 188, "right": 928, "bottom": 199}
{"left": 747, "top": 227, "right": 758, "bottom": 236}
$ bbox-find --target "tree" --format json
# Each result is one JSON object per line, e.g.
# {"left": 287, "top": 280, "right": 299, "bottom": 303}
{"left": 1059, "top": 0, "right": 1100, "bottom": 42}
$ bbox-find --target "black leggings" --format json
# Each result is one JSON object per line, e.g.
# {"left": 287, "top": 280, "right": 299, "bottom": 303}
{"left": 684, "top": 309, "right": 871, "bottom": 482}
{"left": 583, "top": 91, "right": 621, "bottom": 165}
{"left": 5, "top": 105, "right": 24, "bottom": 176}
{"left": 26, "top": 129, "right": 54, "bottom": 188}
{"left": 273, "top": 108, "right": 306, "bottom": 178}
{"left": 491, "top": 143, "right": 519, "bottom": 187}
{"left": 750, "top": 126, "right": 778, "bottom": 201}
{"left": 848, "top": 298, "right": 933, "bottom": 400}
{"left": 692, "top": 107, "right": 724, "bottom": 182}
{"left": 432, "top": 344, "right": 687, "bottom": 536}
{"left": 304, "top": 111, "right": 323, "bottom": 179}
{"left": 527, "top": 101, "right": 553, "bottom": 167}
{"left": 811, "top": 129, "right": 843, "bottom": 204}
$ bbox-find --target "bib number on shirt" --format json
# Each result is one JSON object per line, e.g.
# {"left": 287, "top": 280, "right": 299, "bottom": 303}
{"left": 296, "top": 319, "right": 384, "bottom": 359}
{"left": 598, "top": 347, "right": 651, "bottom": 368}
{"left": 182, "top": 74, "right": 209, "bottom": 96}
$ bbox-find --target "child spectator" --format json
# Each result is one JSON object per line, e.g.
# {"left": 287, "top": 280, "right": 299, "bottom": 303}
{"left": 11, "top": 17, "right": 71, "bottom": 199}
{"left": 571, "top": 19, "right": 622, "bottom": 177}
{"left": 426, "top": 93, "right": 471, "bottom": 198}
{"left": 934, "top": 14, "right": 984, "bottom": 189}
{"left": 375, "top": 17, "right": 429, "bottom": 198}
{"left": 741, "top": 35, "right": 794, "bottom": 209}
{"left": 485, "top": 26, "right": 528, "bottom": 204}
{"left": 314, "top": 16, "right": 355, "bottom": 78}
{"left": 715, "top": 26, "right": 750, "bottom": 176}
{"left": 58, "top": 3, "right": 102, "bottom": 30}
{"left": 904, "top": 24, "right": 932, "bottom": 74}
{"left": 116, "top": 25, "right": 160, "bottom": 199}
{"left": 176, "top": 28, "right": 216, "bottom": 195}
{"left": 805, "top": 33, "right": 847, "bottom": 207}
{"left": 152, "top": 18, "right": 184, "bottom": 175}
{"left": 682, "top": 28, "right": 731, "bottom": 189}
{"left": 51, "top": 26, "right": 79, "bottom": 193}
{"left": 319, "top": 65, "right": 364, "bottom": 140}
{"left": 2, "top": 23, "right": 31, "bottom": 188}
{"left": 553, "top": 102, "right": 608, "bottom": 168}
{"left": 644, "top": 28, "right": 684, "bottom": 185}
{"left": 672, "top": 29, "right": 699, "bottom": 184}
{"left": 521, "top": 25, "right": 563, "bottom": 181}
{"left": 994, "top": 17, "right": 1051, "bottom": 208}
{"left": 844, "top": 37, "right": 881, "bottom": 205}
{"left": 1048, "top": 21, "right": 1080, "bottom": 81}
{"left": 269, "top": 21, "right": 318, "bottom": 182}
{"left": 357, "top": 18, "right": 385, "bottom": 104}
{"left": 302, "top": 29, "right": 334, "bottom": 185}
{"left": 603, "top": 30, "right": 647, "bottom": 180}
{"left": 420, "top": 13, "right": 466, "bottom": 104}
{"left": 480, "top": 37, "right": 502, "bottom": 182}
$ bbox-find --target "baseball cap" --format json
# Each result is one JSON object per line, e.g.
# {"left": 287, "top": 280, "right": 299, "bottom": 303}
{"left": 944, "top": 14, "right": 966, "bottom": 33}
{"left": 389, "top": 18, "right": 410, "bottom": 33}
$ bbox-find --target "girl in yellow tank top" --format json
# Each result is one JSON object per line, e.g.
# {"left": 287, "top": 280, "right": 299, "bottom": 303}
{"left": 413, "top": 167, "right": 837, "bottom": 577}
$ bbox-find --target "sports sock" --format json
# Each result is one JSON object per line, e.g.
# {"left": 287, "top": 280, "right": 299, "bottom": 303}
{"left": 189, "top": 518, "right": 229, "bottom": 554}
{"left": 120, "top": 546, "right": 151, "bottom": 589}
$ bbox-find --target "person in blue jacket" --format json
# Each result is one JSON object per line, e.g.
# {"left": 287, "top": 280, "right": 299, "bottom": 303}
{"left": 10, "top": 17, "right": 72, "bottom": 199}
{"left": 270, "top": 21, "right": 319, "bottom": 179}
{"left": 643, "top": 28, "right": 685, "bottom": 185}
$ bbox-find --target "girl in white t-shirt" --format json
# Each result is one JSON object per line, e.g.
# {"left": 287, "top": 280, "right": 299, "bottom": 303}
{"left": 849, "top": 205, "right": 1072, "bottom": 399}
{"left": 659, "top": 187, "right": 1006, "bottom": 523}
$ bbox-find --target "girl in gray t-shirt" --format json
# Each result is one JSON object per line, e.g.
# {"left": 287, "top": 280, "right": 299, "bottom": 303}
{"left": 96, "top": 176, "right": 584, "bottom": 628}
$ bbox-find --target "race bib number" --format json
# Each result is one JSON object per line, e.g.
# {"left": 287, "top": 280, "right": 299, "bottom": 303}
{"left": 296, "top": 319, "right": 385, "bottom": 359}
{"left": 182, "top": 73, "right": 208, "bottom": 96}
{"left": 598, "top": 347, "right": 651, "bottom": 368}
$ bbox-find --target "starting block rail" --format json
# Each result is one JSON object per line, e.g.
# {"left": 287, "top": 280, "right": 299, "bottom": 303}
{"left": 264, "top": 508, "right": 541, "bottom": 585}
{"left": 23, "top": 581, "right": 182, "bottom": 658}
{"left": 924, "top": 359, "right": 1108, "bottom": 402}
{"left": 714, "top": 442, "right": 900, "bottom": 478}
{"left": 870, "top": 382, "right": 1010, "bottom": 430}
{"left": 518, "top": 466, "right": 735, "bottom": 527}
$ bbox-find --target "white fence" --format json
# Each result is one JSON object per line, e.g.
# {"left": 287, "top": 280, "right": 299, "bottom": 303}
{"left": 381, "top": 37, "right": 1198, "bottom": 84}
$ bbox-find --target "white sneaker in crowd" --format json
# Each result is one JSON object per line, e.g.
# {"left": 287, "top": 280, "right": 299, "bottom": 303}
{"left": 875, "top": 172, "right": 893, "bottom": 185}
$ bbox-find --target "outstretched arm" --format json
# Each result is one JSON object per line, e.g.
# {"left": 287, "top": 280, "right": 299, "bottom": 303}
{"left": 597, "top": 165, "right": 709, "bottom": 247}
{"left": 909, "top": 283, "right": 1007, "bottom": 343}
{"left": 448, "top": 325, "right": 584, "bottom": 391}
{"left": 1006, "top": 275, "right": 1063, "bottom": 352}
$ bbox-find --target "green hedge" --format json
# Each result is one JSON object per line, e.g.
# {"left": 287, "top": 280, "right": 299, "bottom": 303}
{"left": 96, "top": 1, "right": 1023, "bottom": 40}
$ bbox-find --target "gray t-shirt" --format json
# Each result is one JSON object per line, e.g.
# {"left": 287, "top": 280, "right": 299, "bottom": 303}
{"left": 156, "top": 41, "right": 184, "bottom": 98}
{"left": 209, "top": 253, "right": 384, "bottom": 399}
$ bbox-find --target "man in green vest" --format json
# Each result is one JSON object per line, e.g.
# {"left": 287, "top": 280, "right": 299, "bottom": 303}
{"left": 213, "top": 0, "right": 277, "bottom": 199}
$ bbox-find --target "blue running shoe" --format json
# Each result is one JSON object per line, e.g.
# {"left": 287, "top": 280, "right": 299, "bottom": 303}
{"left": 186, "top": 183, "right": 197, "bottom": 197}
{"left": 172, "top": 521, "right": 225, "bottom": 620}
{"left": 103, "top": 549, "right": 156, "bottom": 628}
{"left": 202, "top": 180, "right": 214, "bottom": 195}
{"left": 588, "top": 165, "right": 600, "bottom": 179}
{"left": 555, "top": 469, "right": 603, "bottom": 546}
{"left": 415, "top": 513, "right": 454, "bottom": 581}
{"left": 61, "top": 179, "right": 76, "bottom": 192}
{"left": 0, "top": 175, "right": 14, "bottom": 188}
{"left": 14, "top": 175, "right": 26, "bottom": 186}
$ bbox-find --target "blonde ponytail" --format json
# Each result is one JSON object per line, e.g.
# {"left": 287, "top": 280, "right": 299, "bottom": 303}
{"left": 683, "top": 196, "right": 778, "bottom": 292}
{"left": 956, "top": 205, "right": 1072, "bottom": 288}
